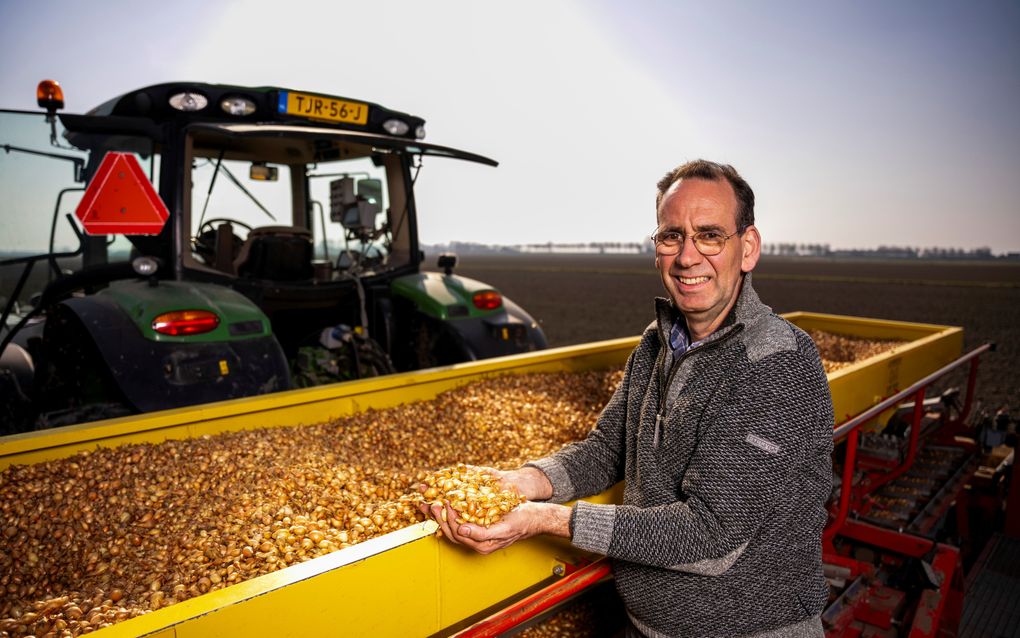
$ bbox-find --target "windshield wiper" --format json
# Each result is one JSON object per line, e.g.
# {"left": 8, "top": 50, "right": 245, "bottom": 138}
{"left": 2, "top": 144, "right": 84, "bottom": 182}
{"left": 196, "top": 154, "right": 277, "bottom": 227}
{"left": 196, "top": 150, "right": 225, "bottom": 230}
{"left": 218, "top": 162, "right": 277, "bottom": 222}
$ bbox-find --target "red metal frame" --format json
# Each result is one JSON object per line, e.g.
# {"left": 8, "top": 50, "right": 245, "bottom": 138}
{"left": 452, "top": 558, "right": 612, "bottom": 637}
{"left": 822, "top": 552, "right": 876, "bottom": 580}
{"left": 906, "top": 544, "right": 962, "bottom": 638}
{"left": 960, "top": 356, "right": 980, "bottom": 422}
{"left": 819, "top": 346, "right": 989, "bottom": 637}
{"left": 864, "top": 389, "right": 926, "bottom": 494}
{"left": 1007, "top": 448, "right": 1020, "bottom": 539}
{"left": 821, "top": 544, "right": 962, "bottom": 637}
{"left": 825, "top": 344, "right": 993, "bottom": 551}
{"left": 838, "top": 519, "right": 934, "bottom": 558}
{"left": 823, "top": 428, "right": 858, "bottom": 547}
{"left": 931, "top": 356, "right": 985, "bottom": 449}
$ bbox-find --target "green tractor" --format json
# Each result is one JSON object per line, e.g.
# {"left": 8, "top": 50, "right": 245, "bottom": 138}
{"left": 0, "top": 81, "right": 546, "bottom": 433}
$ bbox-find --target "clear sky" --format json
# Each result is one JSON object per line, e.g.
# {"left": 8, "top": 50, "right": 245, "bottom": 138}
{"left": 1, "top": 0, "right": 1018, "bottom": 252}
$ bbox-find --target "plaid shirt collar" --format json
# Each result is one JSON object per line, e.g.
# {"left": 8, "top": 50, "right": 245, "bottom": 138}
{"left": 656, "top": 274, "right": 763, "bottom": 363}
{"left": 668, "top": 317, "right": 704, "bottom": 361}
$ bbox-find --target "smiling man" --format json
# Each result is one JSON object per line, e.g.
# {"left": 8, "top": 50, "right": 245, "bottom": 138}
{"left": 653, "top": 164, "right": 759, "bottom": 343}
{"left": 423, "top": 160, "right": 834, "bottom": 637}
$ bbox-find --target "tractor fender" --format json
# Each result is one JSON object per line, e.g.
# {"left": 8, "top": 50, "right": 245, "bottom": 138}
{"left": 46, "top": 294, "right": 290, "bottom": 413}
{"left": 391, "top": 272, "right": 547, "bottom": 363}
{"left": 501, "top": 295, "right": 548, "bottom": 349}
{"left": 436, "top": 298, "right": 547, "bottom": 361}
{"left": 0, "top": 341, "right": 34, "bottom": 395}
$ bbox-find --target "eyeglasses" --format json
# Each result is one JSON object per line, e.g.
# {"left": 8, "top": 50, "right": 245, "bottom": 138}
{"left": 651, "top": 228, "right": 743, "bottom": 256}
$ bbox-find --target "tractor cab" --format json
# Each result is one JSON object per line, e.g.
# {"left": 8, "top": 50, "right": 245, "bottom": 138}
{"left": 0, "top": 81, "right": 546, "bottom": 433}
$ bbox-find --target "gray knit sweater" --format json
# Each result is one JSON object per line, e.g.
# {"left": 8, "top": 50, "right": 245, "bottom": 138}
{"left": 529, "top": 276, "right": 833, "bottom": 637}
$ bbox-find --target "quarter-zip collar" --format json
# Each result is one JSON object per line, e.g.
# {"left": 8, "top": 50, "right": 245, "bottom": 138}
{"left": 654, "top": 273, "right": 767, "bottom": 355}
{"left": 651, "top": 274, "right": 770, "bottom": 448}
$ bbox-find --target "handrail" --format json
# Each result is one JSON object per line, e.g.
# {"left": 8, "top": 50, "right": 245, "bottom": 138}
{"left": 832, "top": 343, "right": 994, "bottom": 440}
{"left": 865, "top": 389, "right": 926, "bottom": 494}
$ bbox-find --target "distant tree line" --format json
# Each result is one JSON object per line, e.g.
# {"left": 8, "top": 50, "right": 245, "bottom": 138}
{"left": 519, "top": 241, "right": 651, "bottom": 254}
{"left": 760, "top": 243, "right": 1014, "bottom": 260}
{"left": 423, "top": 241, "right": 1018, "bottom": 260}
{"left": 425, "top": 241, "right": 652, "bottom": 255}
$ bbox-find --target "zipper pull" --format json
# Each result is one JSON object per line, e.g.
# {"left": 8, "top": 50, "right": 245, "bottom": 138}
{"left": 653, "top": 412, "right": 662, "bottom": 448}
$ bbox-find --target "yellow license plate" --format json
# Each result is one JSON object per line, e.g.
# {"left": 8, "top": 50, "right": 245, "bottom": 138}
{"left": 279, "top": 91, "right": 369, "bottom": 125}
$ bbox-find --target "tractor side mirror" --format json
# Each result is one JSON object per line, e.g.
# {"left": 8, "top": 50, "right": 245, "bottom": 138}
{"left": 250, "top": 162, "right": 278, "bottom": 182}
{"left": 437, "top": 253, "right": 457, "bottom": 276}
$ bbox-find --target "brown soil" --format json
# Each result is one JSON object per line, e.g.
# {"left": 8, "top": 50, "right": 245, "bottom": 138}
{"left": 448, "top": 255, "right": 1020, "bottom": 418}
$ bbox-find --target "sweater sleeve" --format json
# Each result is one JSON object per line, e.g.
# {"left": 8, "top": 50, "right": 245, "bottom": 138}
{"left": 570, "top": 346, "right": 833, "bottom": 574}
{"left": 525, "top": 331, "right": 656, "bottom": 503}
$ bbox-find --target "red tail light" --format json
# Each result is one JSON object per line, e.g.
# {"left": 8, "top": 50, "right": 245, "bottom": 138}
{"left": 472, "top": 291, "right": 502, "bottom": 310}
{"left": 152, "top": 310, "right": 220, "bottom": 336}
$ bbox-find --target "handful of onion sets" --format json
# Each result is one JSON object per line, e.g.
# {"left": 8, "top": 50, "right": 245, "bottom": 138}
{"left": 414, "top": 464, "right": 526, "bottom": 527}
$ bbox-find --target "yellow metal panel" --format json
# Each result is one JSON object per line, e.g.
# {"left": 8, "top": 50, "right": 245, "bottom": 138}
{"left": 174, "top": 533, "right": 441, "bottom": 637}
{"left": 784, "top": 311, "right": 961, "bottom": 342}
{"left": 785, "top": 313, "right": 963, "bottom": 427}
{"left": 87, "top": 491, "right": 621, "bottom": 638}
{"left": 94, "top": 523, "right": 442, "bottom": 638}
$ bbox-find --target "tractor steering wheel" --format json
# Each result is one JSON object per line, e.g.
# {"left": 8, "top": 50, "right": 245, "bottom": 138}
{"left": 193, "top": 219, "right": 255, "bottom": 267}
{"left": 198, "top": 218, "right": 254, "bottom": 237}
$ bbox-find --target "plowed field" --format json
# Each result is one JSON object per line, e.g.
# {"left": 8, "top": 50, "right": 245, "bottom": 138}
{"left": 448, "top": 255, "right": 1019, "bottom": 419}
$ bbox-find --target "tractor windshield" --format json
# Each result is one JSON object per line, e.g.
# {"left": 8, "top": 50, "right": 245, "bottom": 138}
{"left": 184, "top": 126, "right": 412, "bottom": 282}
{"left": 0, "top": 110, "right": 158, "bottom": 307}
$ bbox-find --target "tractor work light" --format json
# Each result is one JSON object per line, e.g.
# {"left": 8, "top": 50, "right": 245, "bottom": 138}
{"left": 472, "top": 291, "right": 502, "bottom": 311}
{"left": 415, "top": 124, "right": 426, "bottom": 140}
{"left": 132, "top": 256, "right": 159, "bottom": 276}
{"left": 152, "top": 310, "right": 220, "bottom": 336}
{"left": 36, "top": 79, "right": 65, "bottom": 111}
{"left": 168, "top": 91, "right": 208, "bottom": 112}
{"left": 220, "top": 96, "right": 256, "bottom": 116}
{"left": 382, "top": 118, "right": 409, "bottom": 136}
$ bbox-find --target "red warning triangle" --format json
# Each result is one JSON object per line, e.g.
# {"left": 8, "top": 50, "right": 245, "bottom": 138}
{"left": 75, "top": 152, "right": 169, "bottom": 235}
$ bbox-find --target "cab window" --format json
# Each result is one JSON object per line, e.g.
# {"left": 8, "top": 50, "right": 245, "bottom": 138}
{"left": 183, "top": 129, "right": 410, "bottom": 280}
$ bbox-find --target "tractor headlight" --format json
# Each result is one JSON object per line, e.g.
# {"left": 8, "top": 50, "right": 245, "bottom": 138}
{"left": 382, "top": 119, "right": 409, "bottom": 136}
{"left": 220, "top": 96, "right": 256, "bottom": 116}
{"left": 168, "top": 91, "right": 208, "bottom": 112}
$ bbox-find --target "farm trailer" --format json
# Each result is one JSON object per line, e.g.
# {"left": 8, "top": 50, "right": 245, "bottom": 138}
{"left": 1, "top": 311, "right": 1005, "bottom": 637}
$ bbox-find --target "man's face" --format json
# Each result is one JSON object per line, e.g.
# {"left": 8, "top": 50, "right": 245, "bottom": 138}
{"left": 655, "top": 178, "right": 761, "bottom": 336}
